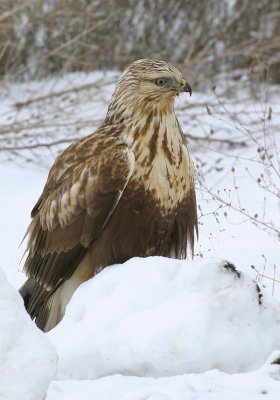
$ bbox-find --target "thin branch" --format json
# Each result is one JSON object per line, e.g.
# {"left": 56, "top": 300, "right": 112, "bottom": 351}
{"left": 0, "top": 0, "right": 39, "bottom": 22}
{"left": 14, "top": 79, "right": 117, "bottom": 109}
{"left": 0, "top": 138, "right": 78, "bottom": 151}
{"left": 187, "top": 133, "right": 247, "bottom": 148}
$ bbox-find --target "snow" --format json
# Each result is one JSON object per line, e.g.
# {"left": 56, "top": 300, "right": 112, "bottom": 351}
{"left": 47, "top": 356, "right": 280, "bottom": 400}
{"left": 0, "top": 267, "right": 57, "bottom": 400}
{"left": 48, "top": 257, "right": 280, "bottom": 381}
{"left": 0, "top": 165, "right": 45, "bottom": 288}
{"left": 0, "top": 71, "right": 280, "bottom": 399}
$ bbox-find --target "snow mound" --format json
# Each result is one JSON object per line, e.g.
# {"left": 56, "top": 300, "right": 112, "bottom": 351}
{"left": 0, "top": 267, "right": 57, "bottom": 400}
{"left": 49, "top": 257, "right": 280, "bottom": 380}
{"left": 47, "top": 353, "right": 280, "bottom": 400}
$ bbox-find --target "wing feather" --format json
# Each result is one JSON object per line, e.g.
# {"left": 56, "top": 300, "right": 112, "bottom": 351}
{"left": 24, "top": 134, "right": 135, "bottom": 291}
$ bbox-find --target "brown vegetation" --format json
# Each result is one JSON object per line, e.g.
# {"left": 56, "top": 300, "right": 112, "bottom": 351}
{"left": 0, "top": 0, "right": 279, "bottom": 83}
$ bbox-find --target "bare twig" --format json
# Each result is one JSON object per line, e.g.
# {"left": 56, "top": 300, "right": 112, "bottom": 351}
{"left": 0, "top": 138, "right": 78, "bottom": 151}
{"left": 187, "top": 133, "right": 247, "bottom": 148}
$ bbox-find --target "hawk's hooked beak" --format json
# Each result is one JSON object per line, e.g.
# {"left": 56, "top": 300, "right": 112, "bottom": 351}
{"left": 180, "top": 79, "right": 192, "bottom": 96}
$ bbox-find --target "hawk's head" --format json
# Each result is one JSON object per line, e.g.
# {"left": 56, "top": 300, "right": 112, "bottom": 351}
{"left": 114, "top": 59, "right": 191, "bottom": 104}
{"left": 106, "top": 59, "right": 192, "bottom": 122}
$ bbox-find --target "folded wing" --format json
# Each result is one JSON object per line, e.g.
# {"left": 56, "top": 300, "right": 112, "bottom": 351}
{"left": 23, "top": 135, "right": 135, "bottom": 318}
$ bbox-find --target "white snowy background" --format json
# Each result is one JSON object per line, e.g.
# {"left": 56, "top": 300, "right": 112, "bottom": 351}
{"left": 0, "top": 71, "right": 280, "bottom": 399}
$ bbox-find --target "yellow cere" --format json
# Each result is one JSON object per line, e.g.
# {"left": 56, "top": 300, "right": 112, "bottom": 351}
{"left": 180, "top": 79, "right": 186, "bottom": 86}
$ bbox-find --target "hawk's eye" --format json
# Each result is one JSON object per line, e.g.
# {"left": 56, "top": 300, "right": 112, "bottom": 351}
{"left": 154, "top": 78, "right": 168, "bottom": 87}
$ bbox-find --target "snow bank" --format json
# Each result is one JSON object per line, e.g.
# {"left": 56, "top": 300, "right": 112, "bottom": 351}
{"left": 0, "top": 267, "right": 57, "bottom": 400}
{"left": 47, "top": 352, "right": 280, "bottom": 400}
{"left": 49, "top": 257, "right": 280, "bottom": 380}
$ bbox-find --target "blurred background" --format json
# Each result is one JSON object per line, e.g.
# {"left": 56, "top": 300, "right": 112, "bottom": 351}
{"left": 0, "top": 0, "right": 279, "bottom": 84}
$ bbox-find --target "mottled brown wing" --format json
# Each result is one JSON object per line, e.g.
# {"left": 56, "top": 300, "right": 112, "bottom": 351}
{"left": 23, "top": 135, "right": 135, "bottom": 292}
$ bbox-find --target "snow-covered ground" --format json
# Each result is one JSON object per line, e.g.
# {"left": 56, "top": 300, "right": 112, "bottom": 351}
{"left": 0, "top": 71, "right": 279, "bottom": 398}
{"left": 48, "top": 257, "right": 280, "bottom": 377}
{"left": 0, "top": 267, "right": 57, "bottom": 400}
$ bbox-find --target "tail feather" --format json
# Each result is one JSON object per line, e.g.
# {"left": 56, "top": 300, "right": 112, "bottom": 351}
{"left": 19, "top": 277, "right": 57, "bottom": 331}
{"left": 19, "top": 277, "right": 37, "bottom": 309}
{"left": 19, "top": 255, "right": 93, "bottom": 331}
